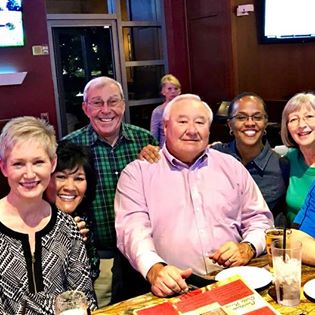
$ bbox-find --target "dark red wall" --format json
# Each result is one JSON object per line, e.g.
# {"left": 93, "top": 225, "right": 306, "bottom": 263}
{"left": 163, "top": 0, "right": 190, "bottom": 93}
{"left": 0, "top": 0, "right": 57, "bottom": 131}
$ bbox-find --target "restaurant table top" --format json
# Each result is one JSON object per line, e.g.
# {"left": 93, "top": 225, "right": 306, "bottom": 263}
{"left": 92, "top": 255, "right": 315, "bottom": 315}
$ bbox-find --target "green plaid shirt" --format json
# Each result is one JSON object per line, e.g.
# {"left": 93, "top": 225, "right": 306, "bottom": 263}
{"left": 63, "top": 123, "right": 158, "bottom": 250}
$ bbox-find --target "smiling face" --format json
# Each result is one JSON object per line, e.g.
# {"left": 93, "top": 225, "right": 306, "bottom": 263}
{"left": 82, "top": 83, "right": 125, "bottom": 145}
{"left": 287, "top": 104, "right": 315, "bottom": 148}
{"left": 164, "top": 98, "right": 210, "bottom": 165}
{"left": 47, "top": 165, "right": 87, "bottom": 214}
{"left": 161, "top": 82, "right": 181, "bottom": 103}
{"left": 0, "top": 139, "right": 56, "bottom": 201}
{"left": 228, "top": 96, "right": 267, "bottom": 148}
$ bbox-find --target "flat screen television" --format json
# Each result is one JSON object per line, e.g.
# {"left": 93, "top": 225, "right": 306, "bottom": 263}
{"left": 259, "top": 0, "right": 315, "bottom": 43}
{"left": 0, "top": 0, "right": 24, "bottom": 47}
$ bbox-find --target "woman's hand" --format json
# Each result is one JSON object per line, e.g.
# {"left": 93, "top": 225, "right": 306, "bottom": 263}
{"left": 74, "top": 216, "right": 89, "bottom": 242}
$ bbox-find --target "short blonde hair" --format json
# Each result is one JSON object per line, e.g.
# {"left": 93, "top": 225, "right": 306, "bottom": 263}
{"left": 163, "top": 93, "right": 213, "bottom": 124}
{"left": 281, "top": 92, "right": 315, "bottom": 147}
{"left": 0, "top": 116, "right": 57, "bottom": 162}
{"left": 160, "top": 74, "right": 181, "bottom": 90}
{"left": 83, "top": 76, "right": 124, "bottom": 102}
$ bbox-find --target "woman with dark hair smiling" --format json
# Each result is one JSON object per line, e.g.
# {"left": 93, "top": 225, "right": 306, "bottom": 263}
{"left": 46, "top": 140, "right": 100, "bottom": 282}
{"left": 212, "top": 92, "right": 289, "bottom": 220}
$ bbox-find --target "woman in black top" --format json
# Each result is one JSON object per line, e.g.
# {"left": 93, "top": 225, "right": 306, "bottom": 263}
{"left": 0, "top": 116, "right": 97, "bottom": 314}
{"left": 46, "top": 140, "right": 100, "bottom": 282}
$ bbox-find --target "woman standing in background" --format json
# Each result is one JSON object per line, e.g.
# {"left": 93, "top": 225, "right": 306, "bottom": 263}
{"left": 150, "top": 74, "right": 181, "bottom": 147}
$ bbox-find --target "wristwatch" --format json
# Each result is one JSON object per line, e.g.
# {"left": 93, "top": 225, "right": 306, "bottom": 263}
{"left": 242, "top": 241, "right": 257, "bottom": 257}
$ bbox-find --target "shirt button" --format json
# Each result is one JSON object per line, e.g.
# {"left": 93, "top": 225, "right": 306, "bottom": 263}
{"left": 115, "top": 171, "right": 119, "bottom": 175}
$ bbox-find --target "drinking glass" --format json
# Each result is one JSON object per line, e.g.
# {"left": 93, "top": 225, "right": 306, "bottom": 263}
{"left": 54, "top": 290, "right": 88, "bottom": 315}
{"left": 265, "top": 227, "right": 292, "bottom": 269}
{"left": 271, "top": 239, "right": 302, "bottom": 306}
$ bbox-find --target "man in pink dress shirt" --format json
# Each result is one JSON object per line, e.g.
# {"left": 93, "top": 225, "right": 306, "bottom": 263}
{"left": 115, "top": 94, "right": 273, "bottom": 298}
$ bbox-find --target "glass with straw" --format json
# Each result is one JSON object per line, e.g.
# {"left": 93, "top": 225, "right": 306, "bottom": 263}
{"left": 265, "top": 227, "right": 292, "bottom": 271}
{"left": 271, "top": 230, "right": 302, "bottom": 306}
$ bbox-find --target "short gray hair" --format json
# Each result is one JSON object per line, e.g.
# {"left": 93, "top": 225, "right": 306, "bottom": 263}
{"left": 281, "top": 92, "right": 315, "bottom": 147}
{"left": 83, "top": 76, "right": 124, "bottom": 102}
{"left": 163, "top": 93, "right": 213, "bottom": 123}
{"left": 0, "top": 116, "right": 57, "bottom": 162}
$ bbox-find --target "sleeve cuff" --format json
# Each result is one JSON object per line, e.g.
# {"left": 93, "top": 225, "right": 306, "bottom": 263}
{"left": 137, "top": 251, "right": 167, "bottom": 278}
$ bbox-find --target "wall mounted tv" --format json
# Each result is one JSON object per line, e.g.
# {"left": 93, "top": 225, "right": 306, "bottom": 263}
{"left": 259, "top": 0, "right": 315, "bottom": 43}
{"left": 0, "top": 0, "right": 24, "bottom": 47}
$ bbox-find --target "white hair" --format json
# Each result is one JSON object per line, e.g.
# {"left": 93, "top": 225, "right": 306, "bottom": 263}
{"left": 83, "top": 76, "right": 124, "bottom": 102}
{"left": 163, "top": 93, "right": 213, "bottom": 123}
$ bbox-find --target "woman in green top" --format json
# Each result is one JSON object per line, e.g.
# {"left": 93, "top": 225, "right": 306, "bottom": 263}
{"left": 281, "top": 92, "right": 315, "bottom": 223}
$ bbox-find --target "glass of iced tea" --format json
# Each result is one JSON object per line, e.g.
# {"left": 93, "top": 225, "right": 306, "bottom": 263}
{"left": 265, "top": 228, "right": 292, "bottom": 270}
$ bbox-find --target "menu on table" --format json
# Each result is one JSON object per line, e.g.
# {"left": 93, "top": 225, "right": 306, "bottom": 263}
{"left": 134, "top": 275, "right": 279, "bottom": 315}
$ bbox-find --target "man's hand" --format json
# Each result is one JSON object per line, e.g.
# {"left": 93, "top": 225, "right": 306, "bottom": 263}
{"left": 138, "top": 145, "right": 160, "bottom": 163}
{"left": 146, "top": 263, "right": 192, "bottom": 297}
{"left": 74, "top": 216, "right": 89, "bottom": 242}
{"left": 209, "top": 241, "right": 254, "bottom": 267}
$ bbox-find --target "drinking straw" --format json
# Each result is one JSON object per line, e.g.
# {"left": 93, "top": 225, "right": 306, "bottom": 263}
{"left": 282, "top": 227, "right": 287, "bottom": 262}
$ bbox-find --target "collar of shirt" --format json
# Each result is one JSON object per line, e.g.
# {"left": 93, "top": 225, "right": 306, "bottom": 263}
{"left": 86, "top": 123, "right": 135, "bottom": 147}
{"left": 162, "top": 145, "right": 209, "bottom": 169}
{"left": 228, "top": 140, "right": 273, "bottom": 172}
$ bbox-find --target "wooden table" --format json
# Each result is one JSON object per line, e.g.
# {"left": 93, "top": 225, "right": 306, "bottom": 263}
{"left": 93, "top": 256, "right": 315, "bottom": 315}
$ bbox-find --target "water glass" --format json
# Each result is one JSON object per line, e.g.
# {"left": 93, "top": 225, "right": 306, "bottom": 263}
{"left": 271, "top": 239, "right": 302, "bottom": 306}
{"left": 265, "top": 227, "right": 292, "bottom": 269}
{"left": 54, "top": 290, "right": 88, "bottom": 315}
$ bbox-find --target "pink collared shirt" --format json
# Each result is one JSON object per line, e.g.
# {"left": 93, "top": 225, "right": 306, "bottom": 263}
{"left": 115, "top": 147, "right": 273, "bottom": 277}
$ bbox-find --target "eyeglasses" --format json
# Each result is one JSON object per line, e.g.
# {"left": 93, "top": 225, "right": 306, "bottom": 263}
{"left": 287, "top": 114, "right": 315, "bottom": 127}
{"left": 230, "top": 113, "right": 266, "bottom": 122}
{"left": 87, "top": 97, "right": 124, "bottom": 109}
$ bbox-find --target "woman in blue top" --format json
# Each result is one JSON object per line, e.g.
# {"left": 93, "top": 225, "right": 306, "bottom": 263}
{"left": 294, "top": 180, "right": 315, "bottom": 237}
{"left": 212, "top": 92, "right": 289, "bottom": 220}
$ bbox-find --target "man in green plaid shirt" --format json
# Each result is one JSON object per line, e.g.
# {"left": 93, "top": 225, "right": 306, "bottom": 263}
{"left": 64, "top": 76, "right": 157, "bottom": 307}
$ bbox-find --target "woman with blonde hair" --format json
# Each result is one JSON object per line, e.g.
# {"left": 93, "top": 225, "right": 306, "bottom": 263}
{"left": 150, "top": 74, "right": 181, "bottom": 147}
{"left": 0, "top": 116, "right": 96, "bottom": 314}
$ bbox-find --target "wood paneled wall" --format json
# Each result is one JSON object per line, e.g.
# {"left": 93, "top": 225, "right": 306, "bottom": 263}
{"left": 164, "top": 0, "right": 315, "bottom": 142}
{"left": 186, "top": 0, "right": 235, "bottom": 105}
{"left": 233, "top": 0, "right": 315, "bottom": 100}
{"left": 163, "top": 0, "right": 191, "bottom": 92}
